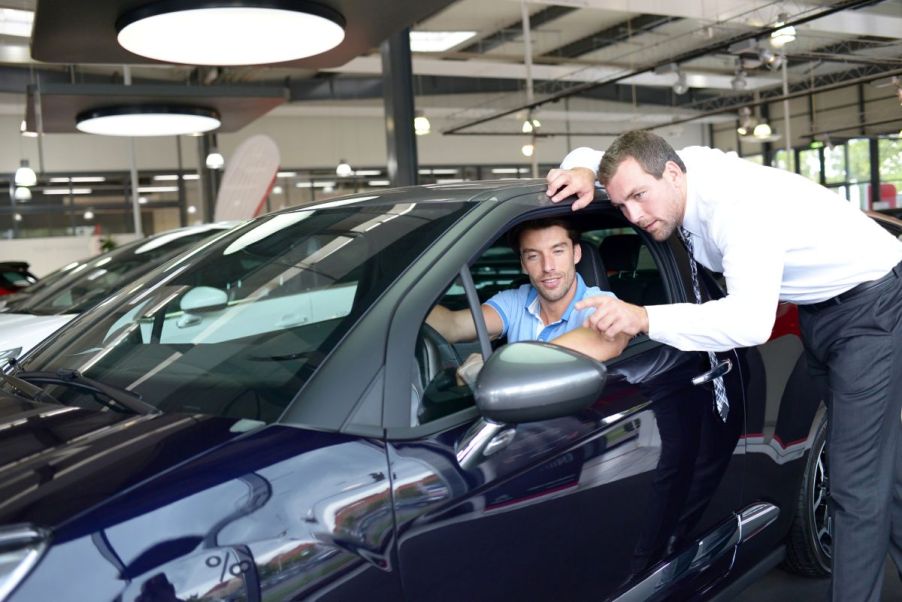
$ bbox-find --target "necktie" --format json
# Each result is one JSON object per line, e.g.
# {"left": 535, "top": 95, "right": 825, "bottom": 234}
{"left": 679, "top": 227, "right": 729, "bottom": 422}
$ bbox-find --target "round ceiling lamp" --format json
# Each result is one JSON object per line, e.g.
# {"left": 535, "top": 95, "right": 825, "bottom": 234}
{"left": 116, "top": 1, "right": 346, "bottom": 66}
{"left": 76, "top": 106, "right": 221, "bottom": 137}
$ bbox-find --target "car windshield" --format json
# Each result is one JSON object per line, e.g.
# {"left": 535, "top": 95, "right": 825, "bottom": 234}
{"left": 19, "top": 201, "right": 472, "bottom": 424}
{"left": 9, "top": 227, "right": 230, "bottom": 316}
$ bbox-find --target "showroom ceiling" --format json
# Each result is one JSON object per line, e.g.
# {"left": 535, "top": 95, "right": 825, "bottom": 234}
{"left": 1, "top": 0, "right": 901, "bottom": 136}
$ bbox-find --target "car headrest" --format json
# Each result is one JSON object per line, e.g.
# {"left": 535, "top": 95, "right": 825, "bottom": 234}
{"left": 576, "top": 240, "right": 610, "bottom": 291}
{"left": 600, "top": 234, "right": 642, "bottom": 273}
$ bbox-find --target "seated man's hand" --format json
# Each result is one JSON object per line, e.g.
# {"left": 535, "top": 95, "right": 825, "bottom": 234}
{"left": 545, "top": 167, "right": 597, "bottom": 210}
{"left": 455, "top": 352, "right": 485, "bottom": 389}
{"left": 575, "top": 296, "right": 648, "bottom": 339}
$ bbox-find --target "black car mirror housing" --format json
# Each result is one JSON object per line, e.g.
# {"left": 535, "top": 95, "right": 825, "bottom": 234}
{"left": 474, "top": 341, "right": 607, "bottom": 423}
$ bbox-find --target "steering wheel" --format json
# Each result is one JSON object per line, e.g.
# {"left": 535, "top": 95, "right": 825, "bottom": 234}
{"left": 416, "top": 323, "right": 463, "bottom": 386}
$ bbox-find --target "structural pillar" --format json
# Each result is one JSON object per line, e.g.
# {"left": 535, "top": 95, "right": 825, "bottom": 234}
{"left": 380, "top": 28, "right": 418, "bottom": 186}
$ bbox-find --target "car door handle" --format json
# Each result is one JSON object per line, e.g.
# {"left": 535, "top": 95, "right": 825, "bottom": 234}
{"left": 691, "top": 358, "right": 732, "bottom": 386}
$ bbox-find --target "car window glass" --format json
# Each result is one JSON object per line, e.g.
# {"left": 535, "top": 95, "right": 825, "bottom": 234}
{"left": 586, "top": 228, "right": 669, "bottom": 306}
{"left": 414, "top": 277, "right": 479, "bottom": 426}
{"left": 23, "top": 203, "right": 473, "bottom": 426}
{"left": 0, "top": 271, "right": 34, "bottom": 287}
{"left": 22, "top": 231, "right": 219, "bottom": 315}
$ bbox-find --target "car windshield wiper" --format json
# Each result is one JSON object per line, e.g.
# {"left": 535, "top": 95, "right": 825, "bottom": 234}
{"left": 14, "top": 369, "right": 158, "bottom": 415}
{"left": 0, "top": 370, "right": 62, "bottom": 405}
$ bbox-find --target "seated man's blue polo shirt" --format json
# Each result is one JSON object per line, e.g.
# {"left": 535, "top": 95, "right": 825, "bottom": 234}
{"left": 484, "top": 273, "right": 615, "bottom": 343}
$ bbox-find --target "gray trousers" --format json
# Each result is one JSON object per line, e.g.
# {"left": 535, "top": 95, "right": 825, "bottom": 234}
{"left": 799, "top": 262, "right": 902, "bottom": 602}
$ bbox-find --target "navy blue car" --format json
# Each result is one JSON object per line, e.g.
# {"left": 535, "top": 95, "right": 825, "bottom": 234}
{"left": 0, "top": 182, "right": 829, "bottom": 601}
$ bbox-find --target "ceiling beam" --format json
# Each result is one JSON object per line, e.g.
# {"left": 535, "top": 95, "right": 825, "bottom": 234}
{"left": 543, "top": 14, "right": 681, "bottom": 59}
{"left": 443, "top": 0, "right": 877, "bottom": 135}
{"left": 458, "top": 5, "right": 577, "bottom": 54}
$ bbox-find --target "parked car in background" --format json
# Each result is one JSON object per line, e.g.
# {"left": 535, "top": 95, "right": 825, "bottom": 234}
{"left": 0, "top": 258, "right": 89, "bottom": 309}
{"left": 0, "top": 262, "right": 37, "bottom": 296}
{"left": 0, "top": 182, "right": 851, "bottom": 601}
{"left": 870, "top": 209, "right": 902, "bottom": 239}
{"left": 0, "top": 222, "right": 238, "bottom": 362}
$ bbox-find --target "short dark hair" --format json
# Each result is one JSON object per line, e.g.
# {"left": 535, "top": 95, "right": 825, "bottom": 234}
{"left": 507, "top": 217, "right": 579, "bottom": 254}
{"left": 598, "top": 130, "right": 686, "bottom": 186}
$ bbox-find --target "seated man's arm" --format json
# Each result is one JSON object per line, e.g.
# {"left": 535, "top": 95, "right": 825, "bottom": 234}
{"left": 551, "top": 327, "right": 630, "bottom": 362}
{"left": 426, "top": 304, "right": 504, "bottom": 343}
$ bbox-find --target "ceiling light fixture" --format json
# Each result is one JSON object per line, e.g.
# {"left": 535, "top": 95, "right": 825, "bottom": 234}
{"left": 0, "top": 8, "right": 33, "bottom": 38}
{"left": 336, "top": 159, "right": 353, "bottom": 178}
{"left": 521, "top": 115, "right": 541, "bottom": 134}
{"left": 753, "top": 122, "right": 773, "bottom": 138}
{"left": 521, "top": 143, "right": 535, "bottom": 158}
{"left": 19, "top": 119, "right": 37, "bottom": 138}
{"left": 116, "top": 1, "right": 346, "bottom": 66}
{"left": 13, "top": 186, "right": 31, "bottom": 201}
{"left": 414, "top": 110, "right": 431, "bottom": 136}
{"left": 770, "top": 14, "right": 796, "bottom": 48}
{"left": 673, "top": 71, "right": 689, "bottom": 96}
{"left": 731, "top": 69, "right": 748, "bottom": 91}
{"left": 736, "top": 107, "right": 754, "bottom": 136}
{"left": 83, "top": 209, "right": 95, "bottom": 221}
{"left": 76, "top": 106, "right": 221, "bottom": 137}
{"left": 757, "top": 47, "right": 784, "bottom": 71}
{"left": 409, "top": 31, "right": 476, "bottom": 52}
{"left": 205, "top": 148, "right": 225, "bottom": 170}
{"left": 14, "top": 160, "right": 36, "bottom": 187}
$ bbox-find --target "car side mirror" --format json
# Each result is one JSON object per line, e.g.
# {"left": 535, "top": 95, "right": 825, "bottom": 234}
{"left": 179, "top": 286, "right": 228, "bottom": 313}
{"left": 474, "top": 341, "right": 607, "bottom": 423}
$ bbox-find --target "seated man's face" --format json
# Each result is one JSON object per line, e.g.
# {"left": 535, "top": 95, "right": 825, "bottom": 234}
{"left": 519, "top": 225, "right": 582, "bottom": 304}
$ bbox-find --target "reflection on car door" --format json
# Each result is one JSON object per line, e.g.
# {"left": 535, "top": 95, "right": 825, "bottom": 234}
{"left": 385, "top": 228, "right": 746, "bottom": 601}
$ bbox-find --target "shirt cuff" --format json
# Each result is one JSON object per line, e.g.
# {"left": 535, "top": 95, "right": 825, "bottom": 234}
{"left": 560, "top": 147, "right": 604, "bottom": 173}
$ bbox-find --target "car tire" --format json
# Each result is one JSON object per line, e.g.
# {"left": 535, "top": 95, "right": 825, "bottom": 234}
{"left": 783, "top": 415, "right": 832, "bottom": 576}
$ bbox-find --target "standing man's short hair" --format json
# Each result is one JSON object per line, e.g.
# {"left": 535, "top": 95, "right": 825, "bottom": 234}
{"left": 508, "top": 217, "right": 579, "bottom": 254}
{"left": 598, "top": 130, "right": 687, "bottom": 186}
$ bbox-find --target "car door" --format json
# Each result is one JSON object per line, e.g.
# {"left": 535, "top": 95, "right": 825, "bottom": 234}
{"left": 382, "top": 203, "right": 746, "bottom": 601}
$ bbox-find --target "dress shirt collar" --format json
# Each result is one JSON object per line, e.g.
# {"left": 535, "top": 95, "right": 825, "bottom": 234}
{"left": 679, "top": 158, "right": 702, "bottom": 239}
{"left": 525, "top": 273, "right": 587, "bottom": 325}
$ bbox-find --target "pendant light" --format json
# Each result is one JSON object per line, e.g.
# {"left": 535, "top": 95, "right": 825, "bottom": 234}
{"left": 14, "top": 159, "right": 36, "bottom": 187}
{"left": 116, "top": 1, "right": 346, "bottom": 66}
{"left": 76, "top": 106, "right": 221, "bottom": 137}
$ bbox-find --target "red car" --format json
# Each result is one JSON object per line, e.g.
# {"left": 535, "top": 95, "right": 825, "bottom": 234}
{"left": 0, "top": 262, "right": 37, "bottom": 296}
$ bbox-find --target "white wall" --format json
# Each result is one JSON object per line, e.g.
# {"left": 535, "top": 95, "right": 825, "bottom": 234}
{"left": 0, "top": 106, "right": 707, "bottom": 175}
{"left": 0, "top": 232, "right": 139, "bottom": 276}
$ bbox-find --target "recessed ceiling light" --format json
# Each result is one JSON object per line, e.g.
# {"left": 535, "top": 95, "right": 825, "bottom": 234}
{"left": 43, "top": 188, "right": 92, "bottom": 195}
{"left": 76, "top": 106, "right": 221, "bottom": 137}
{"left": 0, "top": 8, "right": 33, "bottom": 38}
{"left": 136, "top": 186, "right": 179, "bottom": 193}
{"left": 116, "top": 1, "right": 346, "bottom": 66}
{"left": 409, "top": 31, "right": 476, "bottom": 52}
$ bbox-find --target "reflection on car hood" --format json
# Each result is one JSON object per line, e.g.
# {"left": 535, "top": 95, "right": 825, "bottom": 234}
{"left": 0, "top": 313, "right": 75, "bottom": 357}
{"left": 0, "top": 392, "right": 247, "bottom": 529}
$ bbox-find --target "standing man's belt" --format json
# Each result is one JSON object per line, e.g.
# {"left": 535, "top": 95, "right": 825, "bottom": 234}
{"left": 803, "top": 261, "right": 902, "bottom": 312}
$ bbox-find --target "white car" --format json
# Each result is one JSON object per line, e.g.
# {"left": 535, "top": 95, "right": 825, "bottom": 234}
{"left": 0, "top": 222, "right": 239, "bottom": 361}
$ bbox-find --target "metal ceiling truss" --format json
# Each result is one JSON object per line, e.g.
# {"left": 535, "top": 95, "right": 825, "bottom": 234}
{"left": 442, "top": 0, "right": 882, "bottom": 136}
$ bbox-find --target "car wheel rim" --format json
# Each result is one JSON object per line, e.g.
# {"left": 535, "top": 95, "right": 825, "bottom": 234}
{"left": 810, "top": 436, "right": 832, "bottom": 562}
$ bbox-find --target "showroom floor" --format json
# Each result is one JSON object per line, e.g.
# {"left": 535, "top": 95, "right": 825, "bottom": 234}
{"left": 735, "top": 557, "right": 901, "bottom": 600}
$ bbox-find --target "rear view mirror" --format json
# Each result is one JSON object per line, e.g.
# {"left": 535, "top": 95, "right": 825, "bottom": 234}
{"left": 180, "top": 286, "right": 228, "bottom": 313}
{"left": 474, "top": 341, "right": 607, "bottom": 423}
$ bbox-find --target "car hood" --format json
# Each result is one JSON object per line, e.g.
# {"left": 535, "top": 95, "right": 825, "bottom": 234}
{"left": 0, "top": 391, "right": 249, "bottom": 530}
{"left": 0, "top": 313, "right": 75, "bottom": 358}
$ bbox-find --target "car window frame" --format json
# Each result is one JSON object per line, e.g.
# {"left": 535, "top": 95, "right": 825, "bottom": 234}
{"left": 382, "top": 201, "right": 689, "bottom": 439}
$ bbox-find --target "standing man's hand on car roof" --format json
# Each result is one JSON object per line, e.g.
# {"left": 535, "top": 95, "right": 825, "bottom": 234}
{"left": 545, "top": 167, "right": 597, "bottom": 210}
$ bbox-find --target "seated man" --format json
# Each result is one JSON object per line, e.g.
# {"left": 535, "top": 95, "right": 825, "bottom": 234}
{"left": 427, "top": 217, "right": 629, "bottom": 377}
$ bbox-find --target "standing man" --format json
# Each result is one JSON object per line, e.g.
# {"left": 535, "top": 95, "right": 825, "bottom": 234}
{"left": 545, "top": 130, "right": 902, "bottom": 601}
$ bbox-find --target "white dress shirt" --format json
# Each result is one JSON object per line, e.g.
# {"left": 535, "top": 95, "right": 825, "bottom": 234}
{"left": 561, "top": 146, "right": 902, "bottom": 352}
